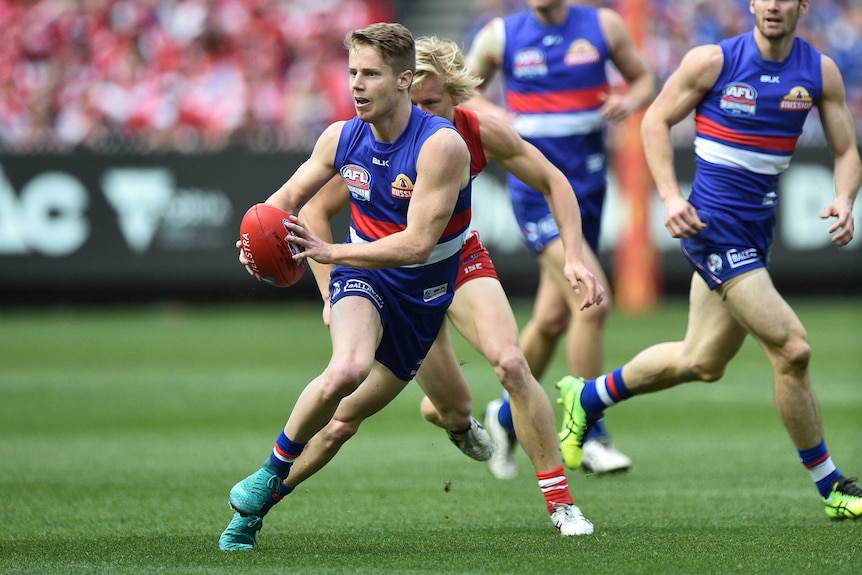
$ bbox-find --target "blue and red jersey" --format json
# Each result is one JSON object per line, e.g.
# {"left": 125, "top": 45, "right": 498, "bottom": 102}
{"left": 499, "top": 5, "right": 611, "bottom": 252}
{"left": 692, "top": 32, "right": 822, "bottom": 217}
{"left": 333, "top": 106, "right": 472, "bottom": 312}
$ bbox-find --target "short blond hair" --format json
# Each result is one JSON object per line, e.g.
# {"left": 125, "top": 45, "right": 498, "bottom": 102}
{"left": 414, "top": 36, "right": 482, "bottom": 105}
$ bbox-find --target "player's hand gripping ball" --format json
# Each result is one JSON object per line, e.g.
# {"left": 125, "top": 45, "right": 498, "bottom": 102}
{"left": 239, "top": 203, "right": 305, "bottom": 287}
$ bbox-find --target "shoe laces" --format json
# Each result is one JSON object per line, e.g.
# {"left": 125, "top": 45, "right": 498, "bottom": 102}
{"left": 245, "top": 471, "right": 280, "bottom": 500}
{"left": 835, "top": 477, "right": 862, "bottom": 498}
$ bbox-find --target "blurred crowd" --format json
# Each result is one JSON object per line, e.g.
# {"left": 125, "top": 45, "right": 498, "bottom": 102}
{"left": 2, "top": 0, "right": 860, "bottom": 153}
{"left": 0, "top": 0, "right": 392, "bottom": 153}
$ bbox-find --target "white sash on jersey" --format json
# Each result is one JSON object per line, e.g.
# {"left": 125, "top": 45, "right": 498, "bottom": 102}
{"left": 348, "top": 227, "right": 467, "bottom": 268}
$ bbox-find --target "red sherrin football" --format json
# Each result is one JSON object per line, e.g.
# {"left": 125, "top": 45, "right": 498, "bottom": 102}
{"left": 239, "top": 203, "right": 305, "bottom": 287}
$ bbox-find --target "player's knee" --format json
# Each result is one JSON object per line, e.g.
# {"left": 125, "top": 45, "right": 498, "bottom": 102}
{"left": 532, "top": 313, "right": 569, "bottom": 337}
{"left": 319, "top": 418, "right": 359, "bottom": 447}
{"left": 493, "top": 347, "right": 530, "bottom": 393}
{"left": 320, "top": 361, "right": 371, "bottom": 400}
{"left": 778, "top": 336, "right": 811, "bottom": 374}
{"left": 690, "top": 358, "right": 727, "bottom": 383}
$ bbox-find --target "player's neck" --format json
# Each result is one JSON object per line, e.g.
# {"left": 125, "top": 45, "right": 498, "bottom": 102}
{"left": 753, "top": 30, "right": 795, "bottom": 62}
{"left": 370, "top": 99, "right": 413, "bottom": 143}
{"left": 532, "top": 3, "right": 568, "bottom": 26}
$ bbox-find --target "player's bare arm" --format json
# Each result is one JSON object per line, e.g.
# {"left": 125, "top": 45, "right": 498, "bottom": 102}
{"left": 478, "top": 111, "right": 603, "bottom": 308}
{"left": 236, "top": 122, "right": 343, "bottom": 275}
{"left": 297, "top": 175, "right": 350, "bottom": 325}
{"left": 816, "top": 54, "right": 861, "bottom": 247}
{"left": 642, "top": 44, "right": 722, "bottom": 239}
{"left": 598, "top": 7, "right": 656, "bottom": 122}
{"left": 286, "top": 128, "right": 470, "bottom": 268}
{"left": 462, "top": 18, "right": 512, "bottom": 121}
{"left": 266, "top": 122, "right": 344, "bottom": 216}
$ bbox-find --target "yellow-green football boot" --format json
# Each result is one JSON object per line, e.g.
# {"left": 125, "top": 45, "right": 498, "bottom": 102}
{"left": 823, "top": 477, "right": 862, "bottom": 519}
{"left": 555, "top": 376, "right": 594, "bottom": 469}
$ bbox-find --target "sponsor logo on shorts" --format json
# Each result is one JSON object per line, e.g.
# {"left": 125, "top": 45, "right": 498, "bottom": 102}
{"left": 343, "top": 279, "right": 384, "bottom": 308}
{"left": 727, "top": 248, "right": 758, "bottom": 268}
{"left": 423, "top": 283, "right": 448, "bottom": 302}
{"left": 707, "top": 253, "right": 723, "bottom": 274}
{"left": 409, "top": 357, "right": 423, "bottom": 379}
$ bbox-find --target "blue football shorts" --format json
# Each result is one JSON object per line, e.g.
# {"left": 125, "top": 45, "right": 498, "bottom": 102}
{"left": 681, "top": 207, "right": 774, "bottom": 290}
{"left": 329, "top": 267, "right": 448, "bottom": 381}
{"left": 508, "top": 175, "right": 606, "bottom": 255}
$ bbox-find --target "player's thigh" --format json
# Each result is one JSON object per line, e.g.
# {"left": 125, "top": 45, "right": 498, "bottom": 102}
{"left": 447, "top": 276, "right": 520, "bottom": 360}
{"left": 683, "top": 274, "right": 748, "bottom": 369}
{"left": 721, "top": 269, "right": 806, "bottom": 351}
{"left": 329, "top": 294, "right": 383, "bottom": 374}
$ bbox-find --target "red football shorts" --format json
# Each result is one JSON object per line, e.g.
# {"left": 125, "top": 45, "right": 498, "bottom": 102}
{"left": 455, "top": 230, "right": 499, "bottom": 290}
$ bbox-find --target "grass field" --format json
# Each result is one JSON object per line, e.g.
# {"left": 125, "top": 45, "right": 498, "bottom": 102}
{"left": 1, "top": 297, "right": 860, "bottom": 574}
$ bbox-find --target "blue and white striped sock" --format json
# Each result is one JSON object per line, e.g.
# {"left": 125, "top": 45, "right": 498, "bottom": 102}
{"left": 799, "top": 440, "right": 841, "bottom": 498}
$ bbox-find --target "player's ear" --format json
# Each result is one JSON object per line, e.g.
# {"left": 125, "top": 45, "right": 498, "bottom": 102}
{"left": 399, "top": 70, "right": 413, "bottom": 92}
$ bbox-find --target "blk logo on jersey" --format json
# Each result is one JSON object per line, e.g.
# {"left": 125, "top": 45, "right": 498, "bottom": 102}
{"left": 720, "top": 82, "right": 757, "bottom": 116}
{"left": 564, "top": 39, "right": 600, "bottom": 66}
{"left": 780, "top": 86, "right": 814, "bottom": 111}
{"left": 390, "top": 174, "right": 414, "bottom": 199}
{"left": 341, "top": 164, "right": 371, "bottom": 202}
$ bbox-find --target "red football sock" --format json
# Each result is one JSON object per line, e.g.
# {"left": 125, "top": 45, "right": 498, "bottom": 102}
{"left": 536, "top": 466, "right": 574, "bottom": 513}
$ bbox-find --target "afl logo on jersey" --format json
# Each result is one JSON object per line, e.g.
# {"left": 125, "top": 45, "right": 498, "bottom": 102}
{"left": 391, "top": 174, "right": 414, "bottom": 199}
{"left": 564, "top": 39, "right": 600, "bottom": 66}
{"left": 341, "top": 164, "right": 371, "bottom": 202}
{"left": 513, "top": 48, "right": 548, "bottom": 79}
{"left": 780, "top": 86, "right": 814, "bottom": 111}
{"left": 720, "top": 82, "right": 757, "bottom": 116}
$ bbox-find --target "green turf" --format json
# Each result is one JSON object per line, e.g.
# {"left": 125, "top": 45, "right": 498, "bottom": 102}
{"left": 1, "top": 298, "right": 860, "bottom": 574}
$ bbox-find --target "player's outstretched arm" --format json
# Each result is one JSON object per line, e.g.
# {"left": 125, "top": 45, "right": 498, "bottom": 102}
{"left": 479, "top": 112, "right": 602, "bottom": 308}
